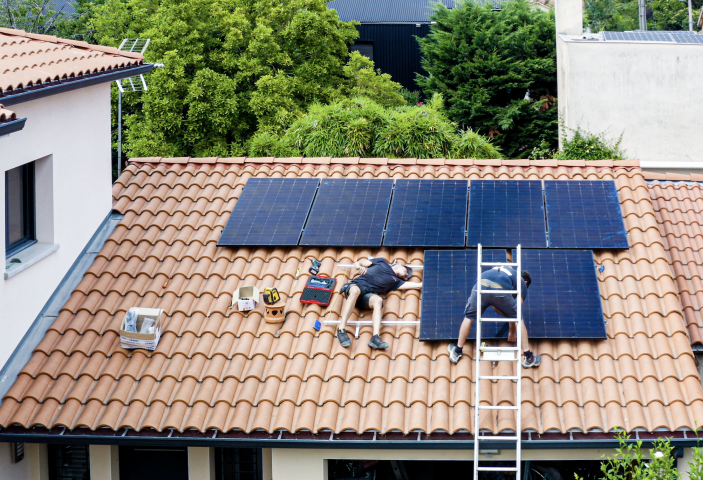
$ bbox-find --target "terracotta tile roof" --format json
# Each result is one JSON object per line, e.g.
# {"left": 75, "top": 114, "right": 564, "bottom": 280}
{"left": 648, "top": 177, "right": 703, "bottom": 346}
{"left": 0, "top": 27, "right": 144, "bottom": 95}
{"left": 0, "top": 157, "right": 700, "bottom": 437}
{"left": 0, "top": 104, "right": 16, "bottom": 121}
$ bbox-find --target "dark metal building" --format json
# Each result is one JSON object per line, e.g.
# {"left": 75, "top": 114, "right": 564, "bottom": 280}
{"left": 328, "top": 0, "right": 502, "bottom": 90}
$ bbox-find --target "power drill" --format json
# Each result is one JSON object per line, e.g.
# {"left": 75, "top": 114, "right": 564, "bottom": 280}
{"left": 309, "top": 259, "right": 322, "bottom": 275}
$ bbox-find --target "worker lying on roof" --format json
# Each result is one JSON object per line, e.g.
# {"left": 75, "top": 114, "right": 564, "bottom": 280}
{"left": 448, "top": 266, "right": 541, "bottom": 369}
{"left": 336, "top": 258, "right": 422, "bottom": 349}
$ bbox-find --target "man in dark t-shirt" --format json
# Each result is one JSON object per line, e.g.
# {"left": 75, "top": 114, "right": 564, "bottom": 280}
{"left": 448, "top": 266, "right": 541, "bottom": 368}
{"left": 337, "top": 258, "right": 422, "bottom": 349}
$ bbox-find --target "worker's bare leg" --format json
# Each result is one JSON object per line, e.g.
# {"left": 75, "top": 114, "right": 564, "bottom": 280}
{"left": 369, "top": 295, "right": 384, "bottom": 336}
{"left": 457, "top": 317, "right": 474, "bottom": 349}
{"left": 340, "top": 285, "right": 361, "bottom": 331}
{"left": 521, "top": 322, "right": 530, "bottom": 353}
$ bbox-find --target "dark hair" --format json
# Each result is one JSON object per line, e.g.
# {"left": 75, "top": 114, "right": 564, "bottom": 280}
{"left": 521, "top": 270, "right": 532, "bottom": 288}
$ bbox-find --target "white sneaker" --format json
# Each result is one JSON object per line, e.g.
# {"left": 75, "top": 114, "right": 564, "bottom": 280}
{"left": 448, "top": 343, "right": 462, "bottom": 364}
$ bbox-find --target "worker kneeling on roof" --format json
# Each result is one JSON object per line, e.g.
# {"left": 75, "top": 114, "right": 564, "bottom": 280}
{"left": 448, "top": 266, "right": 541, "bottom": 369}
{"left": 337, "top": 258, "right": 422, "bottom": 349}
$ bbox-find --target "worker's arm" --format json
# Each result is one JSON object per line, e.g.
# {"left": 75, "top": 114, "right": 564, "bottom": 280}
{"left": 354, "top": 258, "right": 373, "bottom": 275}
{"left": 397, "top": 281, "right": 422, "bottom": 290}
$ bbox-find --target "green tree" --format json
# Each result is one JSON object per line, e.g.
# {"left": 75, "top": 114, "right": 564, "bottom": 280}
{"left": 417, "top": 0, "right": 558, "bottom": 158}
{"left": 649, "top": 0, "right": 702, "bottom": 30}
{"left": 90, "top": 0, "right": 359, "bottom": 157}
{"left": 584, "top": 0, "right": 638, "bottom": 32}
{"left": 336, "top": 51, "right": 405, "bottom": 108}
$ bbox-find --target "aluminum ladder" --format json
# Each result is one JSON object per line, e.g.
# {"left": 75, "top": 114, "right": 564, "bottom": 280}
{"left": 473, "top": 244, "right": 523, "bottom": 479}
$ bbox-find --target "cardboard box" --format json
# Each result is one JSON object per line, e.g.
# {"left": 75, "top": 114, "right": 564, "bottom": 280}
{"left": 120, "top": 307, "right": 163, "bottom": 351}
{"left": 232, "top": 286, "right": 260, "bottom": 311}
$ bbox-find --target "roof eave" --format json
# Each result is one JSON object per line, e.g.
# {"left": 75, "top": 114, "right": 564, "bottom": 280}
{"left": 0, "top": 117, "right": 26, "bottom": 136}
{"left": 0, "top": 64, "right": 154, "bottom": 106}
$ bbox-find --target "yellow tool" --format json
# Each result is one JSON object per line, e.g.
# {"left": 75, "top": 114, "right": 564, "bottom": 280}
{"left": 263, "top": 287, "right": 280, "bottom": 305}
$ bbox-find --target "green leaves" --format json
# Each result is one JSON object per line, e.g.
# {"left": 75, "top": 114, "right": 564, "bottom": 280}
{"left": 92, "top": 0, "right": 359, "bottom": 157}
{"left": 417, "top": 0, "right": 558, "bottom": 158}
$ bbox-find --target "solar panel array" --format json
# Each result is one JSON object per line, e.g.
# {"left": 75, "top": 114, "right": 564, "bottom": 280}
{"left": 420, "top": 250, "right": 506, "bottom": 341}
{"left": 219, "top": 178, "right": 628, "bottom": 250}
{"left": 545, "top": 181, "right": 628, "bottom": 249}
{"left": 217, "top": 178, "right": 319, "bottom": 246}
{"left": 384, "top": 180, "right": 468, "bottom": 247}
{"left": 466, "top": 180, "right": 547, "bottom": 248}
{"left": 602, "top": 31, "right": 702, "bottom": 43}
{"left": 300, "top": 179, "right": 394, "bottom": 246}
{"left": 512, "top": 249, "right": 606, "bottom": 338}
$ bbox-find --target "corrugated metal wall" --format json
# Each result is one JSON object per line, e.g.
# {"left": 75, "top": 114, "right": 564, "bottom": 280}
{"left": 356, "top": 24, "right": 431, "bottom": 91}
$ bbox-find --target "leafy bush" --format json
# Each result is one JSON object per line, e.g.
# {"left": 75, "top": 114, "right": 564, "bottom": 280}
{"left": 450, "top": 129, "right": 502, "bottom": 159}
{"left": 529, "top": 124, "right": 625, "bottom": 160}
{"left": 417, "top": 0, "right": 558, "bottom": 158}
{"left": 249, "top": 95, "right": 501, "bottom": 159}
{"left": 336, "top": 52, "right": 405, "bottom": 108}
{"left": 399, "top": 88, "right": 422, "bottom": 106}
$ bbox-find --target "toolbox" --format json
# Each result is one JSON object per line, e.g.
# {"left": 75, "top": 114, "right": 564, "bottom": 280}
{"left": 300, "top": 275, "right": 337, "bottom": 307}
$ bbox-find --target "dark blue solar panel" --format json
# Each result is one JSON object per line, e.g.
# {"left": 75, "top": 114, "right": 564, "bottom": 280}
{"left": 511, "top": 249, "right": 606, "bottom": 338}
{"left": 300, "top": 179, "right": 394, "bottom": 246}
{"left": 466, "top": 180, "right": 547, "bottom": 248}
{"left": 545, "top": 181, "right": 628, "bottom": 249}
{"left": 420, "top": 249, "right": 506, "bottom": 341}
{"left": 218, "top": 178, "right": 319, "bottom": 246}
{"left": 384, "top": 180, "right": 468, "bottom": 247}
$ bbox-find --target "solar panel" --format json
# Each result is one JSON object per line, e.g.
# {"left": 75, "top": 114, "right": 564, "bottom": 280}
{"left": 218, "top": 178, "right": 319, "bottom": 246}
{"left": 673, "top": 34, "right": 703, "bottom": 44}
{"left": 602, "top": 31, "right": 675, "bottom": 42}
{"left": 511, "top": 249, "right": 606, "bottom": 339}
{"left": 300, "top": 179, "right": 394, "bottom": 246}
{"left": 383, "top": 180, "right": 468, "bottom": 247}
{"left": 466, "top": 180, "right": 547, "bottom": 248}
{"left": 420, "top": 249, "right": 506, "bottom": 341}
{"left": 545, "top": 181, "right": 628, "bottom": 249}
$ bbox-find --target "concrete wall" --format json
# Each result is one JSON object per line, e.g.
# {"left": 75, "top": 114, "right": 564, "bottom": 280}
{"left": 0, "top": 84, "right": 112, "bottom": 368}
{"left": 557, "top": 37, "right": 703, "bottom": 163}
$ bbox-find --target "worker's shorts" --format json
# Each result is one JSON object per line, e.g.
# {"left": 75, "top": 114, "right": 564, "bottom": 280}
{"left": 340, "top": 282, "right": 381, "bottom": 310}
{"left": 464, "top": 284, "right": 517, "bottom": 319}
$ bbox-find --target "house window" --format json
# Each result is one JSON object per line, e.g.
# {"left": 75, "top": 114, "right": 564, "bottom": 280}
{"left": 351, "top": 41, "right": 374, "bottom": 61}
{"left": 48, "top": 444, "right": 89, "bottom": 480}
{"left": 5, "top": 162, "right": 36, "bottom": 257}
{"left": 216, "top": 447, "right": 261, "bottom": 480}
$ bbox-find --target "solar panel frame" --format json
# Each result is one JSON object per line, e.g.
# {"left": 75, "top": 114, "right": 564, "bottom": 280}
{"left": 466, "top": 180, "right": 547, "bottom": 248}
{"left": 300, "top": 179, "right": 394, "bottom": 246}
{"left": 217, "top": 178, "right": 320, "bottom": 246}
{"left": 673, "top": 34, "right": 703, "bottom": 44}
{"left": 383, "top": 179, "right": 469, "bottom": 247}
{"left": 420, "top": 249, "right": 507, "bottom": 341}
{"left": 511, "top": 249, "right": 606, "bottom": 339}
{"left": 545, "top": 180, "right": 628, "bottom": 249}
{"left": 602, "top": 31, "right": 675, "bottom": 42}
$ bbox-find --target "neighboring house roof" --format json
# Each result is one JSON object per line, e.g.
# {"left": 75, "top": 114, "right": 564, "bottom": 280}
{"left": 0, "top": 104, "right": 16, "bottom": 121}
{"left": 327, "top": 0, "right": 501, "bottom": 23}
{"left": 0, "top": 27, "right": 146, "bottom": 101}
{"left": 0, "top": 157, "right": 701, "bottom": 440}
{"left": 646, "top": 171, "right": 703, "bottom": 346}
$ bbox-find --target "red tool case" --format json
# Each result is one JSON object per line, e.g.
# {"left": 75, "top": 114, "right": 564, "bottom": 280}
{"left": 300, "top": 275, "right": 337, "bottom": 306}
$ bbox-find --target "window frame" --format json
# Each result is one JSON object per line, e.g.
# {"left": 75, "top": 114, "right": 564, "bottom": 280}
{"left": 5, "top": 162, "right": 36, "bottom": 258}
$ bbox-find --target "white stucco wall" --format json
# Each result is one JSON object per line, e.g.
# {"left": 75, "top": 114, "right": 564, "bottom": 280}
{"left": 557, "top": 37, "right": 703, "bottom": 164}
{"left": 0, "top": 84, "right": 113, "bottom": 369}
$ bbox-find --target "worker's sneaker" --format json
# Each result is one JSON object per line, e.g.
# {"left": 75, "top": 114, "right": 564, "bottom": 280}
{"left": 337, "top": 329, "right": 351, "bottom": 348}
{"left": 522, "top": 354, "right": 542, "bottom": 368}
{"left": 368, "top": 334, "right": 389, "bottom": 349}
{"left": 448, "top": 344, "right": 463, "bottom": 364}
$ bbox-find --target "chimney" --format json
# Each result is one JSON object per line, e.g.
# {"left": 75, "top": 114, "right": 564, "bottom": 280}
{"left": 555, "top": 0, "right": 583, "bottom": 35}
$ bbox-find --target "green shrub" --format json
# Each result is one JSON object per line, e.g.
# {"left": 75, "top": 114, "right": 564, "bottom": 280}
{"left": 450, "top": 129, "right": 502, "bottom": 159}
{"left": 247, "top": 131, "right": 299, "bottom": 157}
{"left": 529, "top": 124, "right": 625, "bottom": 160}
{"left": 336, "top": 52, "right": 406, "bottom": 108}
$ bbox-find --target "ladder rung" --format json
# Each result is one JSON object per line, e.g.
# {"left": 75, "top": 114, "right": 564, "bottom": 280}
{"left": 480, "top": 375, "right": 519, "bottom": 380}
{"left": 477, "top": 435, "right": 519, "bottom": 441}
{"left": 477, "top": 466, "right": 518, "bottom": 472}
{"left": 481, "top": 346, "right": 519, "bottom": 351}
{"left": 478, "top": 405, "right": 518, "bottom": 410}
{"left": 480, "top": 357, "right": 519, "bottom": 362}
{"left": 478, "top": 317, "right": 519, "bottom": 322}
{"left": 480, "top": 262, "right": 518, "bottom": 267}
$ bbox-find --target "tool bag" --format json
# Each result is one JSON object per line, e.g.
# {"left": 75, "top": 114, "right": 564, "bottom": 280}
{"left": 300, "top": 275, "right": 337, "bottom": 306}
